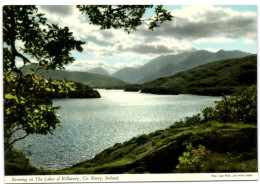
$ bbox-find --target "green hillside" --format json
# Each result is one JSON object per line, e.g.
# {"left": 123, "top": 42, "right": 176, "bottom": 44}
{"left": 141, "top": 54, "right": 257, "bottom": 96}
{"left": 21, "top": 64, "right": 128, "bottom": 88}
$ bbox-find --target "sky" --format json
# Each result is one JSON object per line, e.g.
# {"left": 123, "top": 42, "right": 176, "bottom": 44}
{"left": 3, "top": 3, "right": 258, "bottom": 74}
{"left": 34, "top": 4, "right": 258, "bottom": 74}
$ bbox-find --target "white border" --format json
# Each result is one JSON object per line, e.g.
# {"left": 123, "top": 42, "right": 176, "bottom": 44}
{"left": 4, "top": 173, "right": 259, "bottom": 183}
{"left": 1, "top": 1, "right": 259, "bottom": 184}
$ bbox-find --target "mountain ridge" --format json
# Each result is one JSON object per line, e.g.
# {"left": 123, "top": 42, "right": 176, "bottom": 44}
{"left": 88, "top": 67, "right": 110, "bottom": 76}
{"left": 113, "top": 50, "right": 252, "bottom": 84}
{"left": 140, "top": 54, "right": 257, "bottom": 95}
{"left": 21, "top": 64, "right": 128, "bottom": 88}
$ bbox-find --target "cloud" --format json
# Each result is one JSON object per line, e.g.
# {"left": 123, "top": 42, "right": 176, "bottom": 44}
{"left": 85, "top": 36, "right": 112, "bottom": 47}
{"left": 136, "top": 5, "right": 257, "bottom": 41}
{"left": 65, "top": 60, "right": 111, "bottom": 72}
{"left": 38, "top": 6, "right": 183, "bottom": 60}
{"left": 39, "top": 5, "right": 73, "bottom": 17}
{"left": 127, "top": 44, "right": 173, "bottom": 54}
{"left": 113, "top": 62, "right": 144, "bottom": 70}
{"left": 36, "top": 5, "right": 257, "bottom": 72}
{"left": 101, "top": 30, "right": 114, "bottom": 39}
{"left": 201, "top": 48, "right": 221, "bottom": 53}
{"left": 64, "top": 60, "right": 144, "bottom": 74}
{"left": 243, "top": 38, "right": 256, "bottom": 45}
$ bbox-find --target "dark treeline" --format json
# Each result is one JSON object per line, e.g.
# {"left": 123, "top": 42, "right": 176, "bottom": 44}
{"left": 47, "top": 82, "right": 101, "bottom": 99}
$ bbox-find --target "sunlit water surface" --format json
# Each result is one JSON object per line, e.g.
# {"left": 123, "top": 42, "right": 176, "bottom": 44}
{"left": 14, "top": 89, "right": 220, "bottom": 169}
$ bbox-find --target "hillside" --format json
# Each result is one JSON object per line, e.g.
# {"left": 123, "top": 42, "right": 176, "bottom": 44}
{"left": 113, "top": 50, "right": 251, "bottom": 84}
{"left": 141, "top": 54, "right": 257, "bottom": 96}
{"left": 21, "top": 64, "right": 128, "bottom": 88}
{"left": 88, "top": 67, "right": 110, "bottom": 76}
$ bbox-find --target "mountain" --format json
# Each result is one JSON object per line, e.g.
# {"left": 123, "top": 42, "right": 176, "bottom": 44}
{"left": 112, "top": 67, "right": 139, "bottom": 83}
{"left": 88, "top": 67, "right": 110, "bottom": 76}
{"left": 21, "top": 64, "right": 128, "bottom": 88}
{"left": 113, "top": 50, "right": 252, "bottom": 84}
{"left": 140, "top": 54, "right": 257, "bottom": 96}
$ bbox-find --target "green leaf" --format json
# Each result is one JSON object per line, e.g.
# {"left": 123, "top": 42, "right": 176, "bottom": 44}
{"left": 5, "top": 93, "right": 18, "bottom": 103}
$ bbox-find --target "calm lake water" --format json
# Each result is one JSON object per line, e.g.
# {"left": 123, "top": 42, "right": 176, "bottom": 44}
{"left": 14, "top": 89, "right": 220, "bottom": 170}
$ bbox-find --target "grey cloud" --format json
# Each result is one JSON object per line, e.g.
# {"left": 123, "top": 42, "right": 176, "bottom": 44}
{"left": 126, "top": 44, "right": 173, "bottom": 54}
{"left": 39, "top": 5, "right": 73, "bottom": 17}
{"left": 103, "top": 52, "right": 114, "bottom": 57}
{"left": 85, "top": 36, "right": 112, "bottom": 47}
{"left": 101, "top": 31, "right": 114, "bottom": 39}
{"left": 137, "top": 11, "right": 257, "bottom": 40}
{"left": 117, "top": 45, "right": 123, "bottom": 51}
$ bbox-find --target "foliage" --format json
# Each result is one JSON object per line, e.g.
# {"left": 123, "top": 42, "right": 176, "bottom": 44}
{"left": 5, "top": 148, "right": 39, "bottom": 175}
{"left": 67, "top": 82, "right": 101, "bottom": 98}
{"left": 172, "top": 85, "right": 257, "bottom": 129}
{"left": 198, "top": 152, "right": 257, "bottom": 173}
{"left": 77, "top": 5, "right": 173, "bottom": 33}
{"left": 203, "top": 85, "right": 257, "bottom": 124}
{"left": 3, "top": 5, "right": 84, "bottom": 149}
{"left": 176, "top": 144, "right": 211, "bottom": 172}
{"left": 171, "top": 114, "right": 202, "bottom": 128}
{"left": 175, "top": 146, "right": 257, "bottom": 173}
{"left": 44, "top": 82, "right": 101, "bottom": 98}
{"left": 4, "top": 72, "right": 76, "bottom": 148}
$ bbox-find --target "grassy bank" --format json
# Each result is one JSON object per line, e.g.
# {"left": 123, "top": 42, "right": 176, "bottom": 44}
{"left": 5, "top": 85, "right": 257, "bottom": 175}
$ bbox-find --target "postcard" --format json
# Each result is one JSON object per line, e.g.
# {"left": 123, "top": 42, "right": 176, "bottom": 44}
{"left": 2, "top": 2, "right": 258, "bottom": 183}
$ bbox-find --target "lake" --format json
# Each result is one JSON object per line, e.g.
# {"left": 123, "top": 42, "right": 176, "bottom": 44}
{"left": 14, "top": 89, "right": 220, "bottom": 170}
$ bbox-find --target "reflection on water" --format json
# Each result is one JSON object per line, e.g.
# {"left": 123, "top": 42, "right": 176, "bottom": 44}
{"left": 14, "top": 89, "right": 220, "bottom": 169}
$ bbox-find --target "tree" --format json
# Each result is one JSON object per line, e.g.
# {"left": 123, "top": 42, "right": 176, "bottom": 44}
{"left": 3, "top": 5, "right": 173, "bottom": 150}
{"left": 77, "top": 5, "right": 173, "bottom": 33}
{"left": 3, "top": 5, "right": 85, "bottom": 149}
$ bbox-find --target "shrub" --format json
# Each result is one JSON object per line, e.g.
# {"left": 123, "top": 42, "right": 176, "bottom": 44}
{"left": 201, "top": 107, "right": 215, "bottom": 122}
{"left": 203, "top": 85, "right": 257, "bottom": 124}
{"left": 176, "top": 143, "right": 211, "bottom": 172}
{"left": 185, "top": 114, "right": 202, "bottom": 126}
{"left": 135, "top": 134, "right": 149, "bottom": 145}
{"left": 172, "top": 114, "right": 203, "bottom": 128}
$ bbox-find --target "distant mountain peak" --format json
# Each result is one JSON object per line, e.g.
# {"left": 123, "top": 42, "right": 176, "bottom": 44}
{"left": 88, "top": 67, "right": 110, "bottom": 76}
{"left": 216, "top": 49, "right": 225, "bottom": 53}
